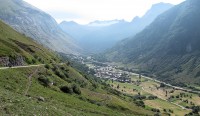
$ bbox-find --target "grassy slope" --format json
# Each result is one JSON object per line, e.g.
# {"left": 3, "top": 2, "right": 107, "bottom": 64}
{"left": 0, "top": 20, "right": 153, "bottom": 115}
{"left": 0, "top": 20, "right": 58, "bottom": 65}
{"left": 0, "top": 65, "right": 153, "bottom": 116}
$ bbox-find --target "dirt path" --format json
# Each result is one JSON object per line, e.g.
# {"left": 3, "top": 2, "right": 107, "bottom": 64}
{"left": 0, "top": 64, "right": 45, "bottom": 70}
{"left": 24, "top": 67, "right": 39, "bottom": 96}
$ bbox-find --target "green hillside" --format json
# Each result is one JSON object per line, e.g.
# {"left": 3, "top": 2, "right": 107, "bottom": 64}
{"left": 0, "top": 20, "right": 154, "bottom": 115}
{"left": 0, "top": 20, "right": 59, "bottom": 66}
{"left": 105, "top": 0, "right": 200, "bottom": 86}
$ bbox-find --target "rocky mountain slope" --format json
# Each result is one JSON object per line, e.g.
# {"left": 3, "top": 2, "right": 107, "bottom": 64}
{"left": 105, "top": 0, "right": 200, "bottom": 86}
{"left": 0, "top": 0, "right": 80, "bottom": 54}
{"left": 59, "top": 3, "right": 173, "bottom": 53}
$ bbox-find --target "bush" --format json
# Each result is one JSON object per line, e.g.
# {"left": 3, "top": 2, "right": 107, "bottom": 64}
{"left": 55, "top": 70, "right": 65, "bottom": 79}
{"left": 45, "top": 64, "right": 50, "bottom": 69}
{"left": 38, "top": 75, "right": 53, "bottom": 87}
{"left": 60, "top": 85, "right": 73, "bottom": 94}
{"left": 32, "top": 59, "right": 36, "bottom": 64}
{"left": 133, "top": 95, "right": 146, "bottom": 100}
{"left": 72, "top": 84, "right": 81, "bottom": 95}
{"left": 148, "top": 95, "right": 158, "bottom": 100}
{"left": 135, "top": 100, "right": 145, "bottom": 107}
{"left": 151, "top": 108, "right": 160, "bottom": 112}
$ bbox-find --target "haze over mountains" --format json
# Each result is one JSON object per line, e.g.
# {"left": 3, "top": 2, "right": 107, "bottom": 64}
{"left": 0, "top": 0, "right": 80, "bottom": 54}
{"left": 59, "top": 3, "right": 173, "bottom": 53}
{"left": 105, "top": 0, "right": 200, "bottom": 85}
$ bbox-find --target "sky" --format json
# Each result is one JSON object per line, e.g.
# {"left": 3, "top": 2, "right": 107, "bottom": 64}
{"left": 23, "top": 0, "right": 185, "bottom": 24}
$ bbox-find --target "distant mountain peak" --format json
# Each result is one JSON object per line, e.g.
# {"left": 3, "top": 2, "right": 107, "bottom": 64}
{"left": 151, "top": 2, "right": 173, "bottom": 8}
{"left": 60, "top": 21, "right": 79, "bottom": 26}
{"left": 87, "top": 19, "right": 125, "bottom": 27}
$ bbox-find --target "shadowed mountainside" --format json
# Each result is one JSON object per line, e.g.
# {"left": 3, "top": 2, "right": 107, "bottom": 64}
{"left": 105, "top": 0, "right": 200, "bottom": 85}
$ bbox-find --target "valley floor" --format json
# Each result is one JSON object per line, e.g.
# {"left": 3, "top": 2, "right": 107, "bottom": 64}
{"left": 79, "top": 57, "right": 200, "bottom": 116}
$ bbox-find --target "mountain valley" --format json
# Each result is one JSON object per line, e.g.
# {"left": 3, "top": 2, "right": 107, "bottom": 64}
{"left": 0, "top": 0, "right": 200, "bottom": 115}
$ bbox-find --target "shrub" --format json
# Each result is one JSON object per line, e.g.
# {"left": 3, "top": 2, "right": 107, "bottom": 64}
{"left": 45, "top": 64, "right": 50, "bottom": 69}
{"left": 148, "top": 95, "right": 158, "bottom": 100}
{"left": 38, "top": 75, "right": 53, "bottom": 87}
{"left": 151, "top": 108, "right": 160, "bottom": 112}
{"left": 60, "top": 85, "right": 73, "bottom": 94}
{"left": 55, "top": 70, "right": 65, "bottom": 79}
{"left": 32, "top": 59, "right": 36, "bottom": 64}
{"left": 61, "top": 66, "right": 65, "bottom": 70}
{"left": 72, "top": 84, "right": 81, "bottom": 95}
{"left": 135, "top": 100, "right": 145, "bottom": 107}
{"left": 133, "top": 95, "right": 146, "bottom": 100}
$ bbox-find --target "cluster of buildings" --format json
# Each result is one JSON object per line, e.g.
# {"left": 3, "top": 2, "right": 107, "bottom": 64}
{"left": 93, "top": 65, "right": 131, "bottom": 83}
{"left": 69, "top": 55, "right": 132, "bottom": 83}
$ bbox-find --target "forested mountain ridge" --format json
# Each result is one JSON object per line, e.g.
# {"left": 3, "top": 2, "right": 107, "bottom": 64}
{"left": 105, "top": 0, "right": 200, "bottom": 85}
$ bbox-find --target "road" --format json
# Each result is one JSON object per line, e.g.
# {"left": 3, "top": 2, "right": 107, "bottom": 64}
{"left": 130, "top": 72, "right": 200, "bottom": 94}
{"left": 0, "top": 63, "right": 65, "bottom": 70}
{"left": 0, "top": 64, "right": 45, "bottom": 70}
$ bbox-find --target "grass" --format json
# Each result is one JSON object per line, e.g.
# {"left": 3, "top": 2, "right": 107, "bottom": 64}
{"left": 0, "top": 20, "right": 154, "bottom": 115}
{"left": 0, "top": 20, "right": 58, "bottom": 66}
{"left": 0, "top": 65, "right": 154, "bottom": 116}
{"left": 107, "top": 74, "right": 196, "bottom": 116}
{"left": 144, "top": 99, "right": 190, "bottom": 116}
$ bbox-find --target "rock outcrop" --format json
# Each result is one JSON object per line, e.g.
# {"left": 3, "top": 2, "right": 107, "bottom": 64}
{"left": 0, "top": 55, "right": 24, "bottom": 67}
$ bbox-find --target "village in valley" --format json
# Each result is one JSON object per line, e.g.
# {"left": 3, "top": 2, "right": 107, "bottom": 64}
{"left": 93, "top": 65, "right": 132, "bottom": 83}
{"left": 85, "top": 58, "right": 133, "bottom": 83}
{"left": 68, "top": 55, "right": 133, "bottom": 83}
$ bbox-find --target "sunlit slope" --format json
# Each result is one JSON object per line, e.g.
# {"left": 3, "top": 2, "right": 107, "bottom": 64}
{"left": 0, "top": 20, "right": 58, "bottom": 66}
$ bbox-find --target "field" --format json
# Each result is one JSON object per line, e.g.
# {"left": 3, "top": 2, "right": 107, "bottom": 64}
{"left": 107, "top": 74, "right": 200, "bottom": 116}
